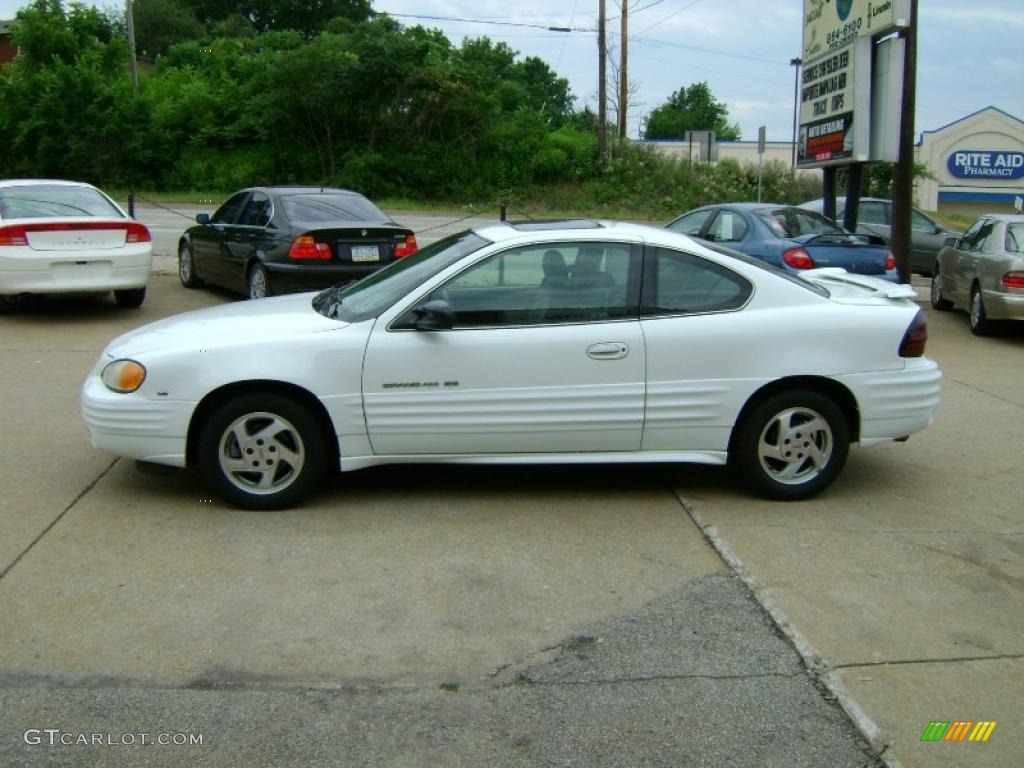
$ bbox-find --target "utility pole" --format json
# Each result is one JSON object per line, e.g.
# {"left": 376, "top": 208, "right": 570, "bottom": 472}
{"left": 890, "top": 0, "right": 918, "bottom": 284}
{"left": 597, "top": 0, "right": 607, "bottom": 162}
{"left": 618, "top": 0, "right": 628, "bottom": 138}
{"left": 125, "top": 0, "right": 139, "bottom": 217}
{"left": 790, "top": 57, "right": 801, "bottom": 170}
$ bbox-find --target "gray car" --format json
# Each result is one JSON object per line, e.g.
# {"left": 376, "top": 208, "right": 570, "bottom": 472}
{"left": 800, "top": 197, "right": 956, "bottom": 276}
{"left": 930, "top": 214, "right": 1024, "bottom": 335}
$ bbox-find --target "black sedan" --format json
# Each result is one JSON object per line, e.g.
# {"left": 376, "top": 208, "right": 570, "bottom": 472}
{"left": 178, "top": 187, "right": 418, "bottom": 299}
{"left": 666, "top": 203, "right": 898, "bottom": 282}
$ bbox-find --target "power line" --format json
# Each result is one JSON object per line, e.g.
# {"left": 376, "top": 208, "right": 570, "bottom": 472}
{"left": 631, "top": 35, "right": 789, "bottom": 66}
{"left": 637, "top": 0, "right": 704, "bottom": 35}
{"left": 379, "top": 11, "right": 591, "bottom": 33}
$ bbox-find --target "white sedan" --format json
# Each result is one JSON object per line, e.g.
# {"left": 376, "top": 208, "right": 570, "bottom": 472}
{"left": 0, "top": 179, "right": 151, "bottom": 307}
{"left": 82, "top": 221, "right": 941, "bottom": 509}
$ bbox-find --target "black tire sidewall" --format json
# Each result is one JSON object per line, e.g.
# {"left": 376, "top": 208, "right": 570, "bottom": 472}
{"left": 179, "top": 243, "right": 201, "bottom": 288}
{"left": 969, "top": 287, "right": 991, "bottom": 335}
{"left": 248, "top": 264, "right": 270, "bottom": 299}
{"left": 197, "top": 393, "right": 328, "bottom": 510}
{"left": 733, "top": 389, "right": 850, "bottom": 501}
{"left": 930, "top": 271, "right": 952, "bottom": 310}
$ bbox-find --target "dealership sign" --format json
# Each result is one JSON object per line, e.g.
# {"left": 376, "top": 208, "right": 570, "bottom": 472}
{"left": 798, "top": 36, "right": 871, "bottom": 167}
{"left": 947, "top": 151, "right": 1024, "bottom": 180}
{"left": 803, "top": 0, "right": 910, "bottom": 60}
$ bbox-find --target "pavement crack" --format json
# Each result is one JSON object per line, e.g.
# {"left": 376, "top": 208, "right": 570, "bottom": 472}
{"left": 943, "top": 374, "right": 1024, "bottom": 410}
{"left": 834, "top": 653, "right": 1024, "bottom": 669}
{"left": 510, "top": 670, "right": 803, "bottom": 688}
{"left": 0, "top": 458, "right": 118, "bottom": 582}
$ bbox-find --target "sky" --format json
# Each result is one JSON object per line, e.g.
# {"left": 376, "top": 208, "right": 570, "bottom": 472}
{"left": 2, "top": 0, "right": 1022, "bottom": 142}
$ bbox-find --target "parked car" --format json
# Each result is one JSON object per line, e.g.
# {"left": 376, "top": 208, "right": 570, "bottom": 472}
{"left": 178, "top": 186, "right": 418, "bottom": 299}
{"left": 666, "top": 203, "right": 898, "bottom": 282}
{"left": 930, "top": 213, "right": 1024, "bottom": 334}
{"left": 82, "top": 220, "right": 940, "bottom": 509}
{"left": 799, "top": 196, "right": 956, "bottom": 276}
{"left": 0, "top": 179, "right": 151, "bottom": 307}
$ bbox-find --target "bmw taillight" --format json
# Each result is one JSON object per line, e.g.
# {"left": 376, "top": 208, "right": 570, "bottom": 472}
{"left": 898, "top": 310, "right": 928, "bottom": 358}
{"left": 0, "top": 224, "right": 28, "bottom": 246}
{"left": 1001, "top": 270, "right": 1024, "bottom": 289}
{"left": 885, "top": 250, "right": 895, "bottom": 270}
{"left": 394, "top": 234, "right": 418, "bottom": 258}
{"left": 289, "top": 236, "right": 331, "bottom": 260}
{"left": 783, "top": 247, "right": 815, "bottom": 269}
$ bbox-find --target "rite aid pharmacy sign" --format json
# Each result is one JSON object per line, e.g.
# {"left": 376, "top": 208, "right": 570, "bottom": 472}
{"left": 947, "top": 151, "right": 1024, "bottom": 180}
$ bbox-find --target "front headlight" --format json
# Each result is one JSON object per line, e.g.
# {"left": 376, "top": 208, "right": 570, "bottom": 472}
{"left": 101, "top": 359, "right": 147, "bottom": 393}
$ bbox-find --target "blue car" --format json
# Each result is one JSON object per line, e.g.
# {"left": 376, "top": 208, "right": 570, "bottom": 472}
{"left": 666, "top": 203, "right": 899, "bottom": 282}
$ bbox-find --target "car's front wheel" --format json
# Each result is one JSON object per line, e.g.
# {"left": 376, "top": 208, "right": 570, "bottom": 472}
{"left": 197, "top": 393, "right": 327, "bottom": 510}
{"left": 969, "top": 284, "right": 993, "bottom": 335}
{"left": 114, "top": 287, "right": 146, "bottom": 308}
{"left": 179, "top": 242, "right": 203, "bottom": 288}
{"left": 930, "top": 269, "right": 952, "bottom": 310}
{"left": 733, "top": 390, "right": 850, "bottom": 501}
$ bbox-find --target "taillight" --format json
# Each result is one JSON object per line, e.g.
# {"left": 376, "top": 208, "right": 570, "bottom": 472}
{"left": 783, "top": 247, "right": 815, "bottom": 269}
{"left": 0, "top": 224, "right": 28, "bottom": 246}
{"left": 394, "top": 234, "right": 418, "bottom": 258}
{"left": 125, "top": 222, "right": 151, "bottom": 243}
{"left": 898, "top": 310, "right": 928, "bottom": 358}
{"left": 289, "top": 236, "right": 331, "bottom": 260}
{"left": 885, "top": 250, "right": 895, "bottom": 270}
{"left": 1001, "top": 270, "right": 1024, "bottom": 289}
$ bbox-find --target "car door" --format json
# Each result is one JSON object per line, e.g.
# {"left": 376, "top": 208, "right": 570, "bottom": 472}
{"left": 361, "top": 240, "right": 645, "bottom": 455}
{"left": 704, "top": 209, "right": 752, "bottom": 254}
{"left": 639, "top": 246, "right": 755, "bottom": 453}
{"left": 910, "top": 209, "right": 947, "bottom": 275}
{"left": 958, "top": 218, "right": 996, "bottom": 294}
{"left": 193, "top": 191, "right": 249, "bottom": 285}
{"left": 225, "top": 191, "right": 273, "bottom": 289}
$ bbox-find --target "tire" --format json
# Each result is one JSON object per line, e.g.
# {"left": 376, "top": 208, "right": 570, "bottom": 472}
{"left": 197, "top": 393, "right": 327, "bottom": 510}
{"left": 248, "top": 263, "right": 270, "bottom": 300}
{"left": 732, "top": 390, "right": 850, "bottom": 501}
{"left": 929, "top": 269, "right": 952, "bottom": 310}
{"left": 114, "top": 286, "right": 146, "bottom": 308}
{"left": 178, "top": 242, "right": 203, "bottom": 288}
{"left": 969, "top": 284, "right": 993, "bottom": 335}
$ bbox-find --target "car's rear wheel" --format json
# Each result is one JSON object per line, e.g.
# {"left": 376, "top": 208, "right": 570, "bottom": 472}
{"left": 733, "top": 390, "right": 850, "bottom": 501}
{"left": 179, "top": 243, "right": 203, "bottom": 288}
{"left": 197, "top": 393, "right": 327, "bottom": 510}
{"left": 930, "top": 269, "right": 952, "bottom": 310}
{"left": 248, "top": 263, "right": 270, "bottom": 300}
{"left": 114, "top": 287, "right": 146, "bottom": 308}
{"left": 969, "top": 284, "right": 993, "bottom": 335}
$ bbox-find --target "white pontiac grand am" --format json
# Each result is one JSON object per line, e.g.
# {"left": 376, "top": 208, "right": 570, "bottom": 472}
{"left": 82, "top": 220, "right": 941, "bottom": 509}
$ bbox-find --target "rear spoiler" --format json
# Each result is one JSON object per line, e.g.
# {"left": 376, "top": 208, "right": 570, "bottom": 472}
{"left": 803, "top": 232, "right": 887, "bottom": 247}
{"left": 798, "top": 268, "right": 918, "bottom": 298}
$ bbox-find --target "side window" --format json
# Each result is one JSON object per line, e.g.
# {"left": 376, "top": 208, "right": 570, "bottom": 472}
{"left": 972, "top": 220, "right": 996, "bottom": 252}
{"left": 645, "top": 248, "right": 752, "bottom": 315}
{"left": 666, "top": 209, "right": 712, "bottom": 236}
{"left": 958, "top": 219, "right": 985, "bottom": 250}
{"left": 706, "top": 211, "right": 749, "bottom": 243}
{"left": 212, "top": 192, "right": 249, "bottom": 225}
{"left": 859, "top": 202, "right": 887, "bottom": 225}
{"left": 239, "top": 192, "right": 272, "bottom": 227}
{"left": 910, "top": 209, "right": 936, "bottom": 231}
{"left": 428, "top": 242, "right": 637, "bottom": 327}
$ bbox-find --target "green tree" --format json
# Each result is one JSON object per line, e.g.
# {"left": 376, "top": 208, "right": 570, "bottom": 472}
{"left": 181, "top": 0, "right": 371, "bottom": 36}
{"left": 132, "top": 0, "right": 205, "bottom": 59}
{"left": 642, "top": 81, "right": 741, "bottom": 141}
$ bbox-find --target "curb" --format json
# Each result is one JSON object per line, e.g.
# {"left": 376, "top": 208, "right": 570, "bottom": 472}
{"left": 673, "top": 488, "right": 902, "bottom": 768}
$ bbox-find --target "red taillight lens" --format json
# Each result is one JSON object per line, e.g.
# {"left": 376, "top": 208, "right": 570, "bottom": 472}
{"left": 125, "top": 222, "right": 151, "bottom": 243}
{"left": 394, "top": 234, "right": 418, "bottom": 259}
{"left": 885, "top": 250, "right": 895, "bottom": 270}
{"left": 1001, "top": 270, "right": 1024, "bottom": 289}
{"left": 289, "top": 236, "right": 331, "bottom": 260}
{"left": 783, "top": 247, "right": 815, "bottom": 269}
{"left": 0, "top": 224, "right": 28, "bottom": 246}
{"left": 899, "top": 310, "right": 928, "bottom": 358}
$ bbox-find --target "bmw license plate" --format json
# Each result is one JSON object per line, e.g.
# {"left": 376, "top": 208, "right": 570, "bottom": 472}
{"left": 351, "top": 245, "right": 379, "bottom": 262}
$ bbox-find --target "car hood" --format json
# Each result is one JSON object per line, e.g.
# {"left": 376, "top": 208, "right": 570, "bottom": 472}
{"left": 105, "top": 292, "right": 347, "bottom": 358}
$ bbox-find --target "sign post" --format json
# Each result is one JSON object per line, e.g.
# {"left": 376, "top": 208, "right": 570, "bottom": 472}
{"left": 757, "top": 125, "right": 766, "bottom": 202}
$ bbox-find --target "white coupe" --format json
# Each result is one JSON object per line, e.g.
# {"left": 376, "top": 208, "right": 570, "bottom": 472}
{"left": 82, "top": 221, "right": 941, "bottom": 509}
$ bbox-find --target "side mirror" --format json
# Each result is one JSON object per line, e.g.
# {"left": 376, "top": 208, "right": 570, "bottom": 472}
{"left": 196, "top": 213, "right": 211, "bottom": 225}
{"left": 408, "top": 299, "right": 455, "bottom": 331}
{"left": 943, "top": 236, "right": 959, "bottom": 248}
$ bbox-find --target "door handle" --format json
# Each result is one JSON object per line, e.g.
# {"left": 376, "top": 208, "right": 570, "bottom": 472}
{"left": 587, "top": 342, "right": 629, "bottom": 360}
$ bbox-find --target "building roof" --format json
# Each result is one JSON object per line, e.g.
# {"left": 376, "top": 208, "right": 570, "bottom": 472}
{"left": 917, "top": 106, "right": 1024, "bottom": 145}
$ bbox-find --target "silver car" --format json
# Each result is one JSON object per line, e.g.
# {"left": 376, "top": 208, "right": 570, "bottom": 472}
{"left": 930, "top": 214, "right": 1024, "bottom": 334}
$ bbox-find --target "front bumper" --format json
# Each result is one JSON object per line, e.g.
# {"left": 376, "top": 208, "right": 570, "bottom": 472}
{"left": 81, "top": 375, "right": 194, "bottom": 467}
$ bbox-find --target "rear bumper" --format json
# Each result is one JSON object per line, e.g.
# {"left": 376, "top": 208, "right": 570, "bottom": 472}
{"left": 0, "top": 250, "right": 151, "bottom": 295}
{"left": 981, "top": 289, "right": 1024, "bottom": 321}
{"left": 834, "top": 358, "right": 942, "bottom": 443}
{"left": 263, "top": 261, "right": 389, "bottom": 292}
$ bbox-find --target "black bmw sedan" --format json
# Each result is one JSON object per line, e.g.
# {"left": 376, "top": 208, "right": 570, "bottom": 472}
{"left": 177, "top": 187, "right": 418, "bottom": 299}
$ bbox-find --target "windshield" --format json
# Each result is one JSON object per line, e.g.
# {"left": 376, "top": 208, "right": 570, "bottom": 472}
{"left": 0, "top": 184, "right": 124, "bottom": 219}
{"left": 313, "top": 231, "right": 491, "bottom": 322}
{"left": 757, "top": 208, "right": 844, "bottom": 238}
{"left": 280, "top": 193, "right": 389, "bottom": 225}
